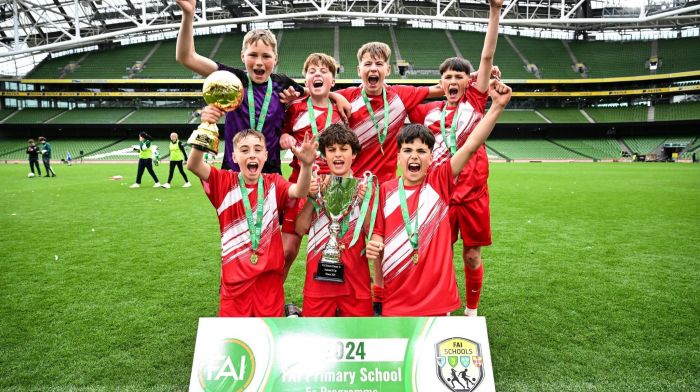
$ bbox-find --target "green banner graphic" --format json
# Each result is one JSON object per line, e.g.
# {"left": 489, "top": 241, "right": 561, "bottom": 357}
{"left": 189, "top": 317, "right": 494, "bottom": 392}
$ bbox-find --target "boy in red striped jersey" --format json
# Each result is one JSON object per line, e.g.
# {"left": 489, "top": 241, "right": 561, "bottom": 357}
{"left": 279, "top": 53, "right": 343, "bottom": 278}
{"left": 366, "top": 80, "right": 511, "bottom": 317}
{"left": 408, "top": 0, "right": 503, "bottom": 316}
{"left": 187, "top": 106, "right": 318, "bottom": 317}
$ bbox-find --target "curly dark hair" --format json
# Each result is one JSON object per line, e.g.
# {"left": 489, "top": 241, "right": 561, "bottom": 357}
{"left": 318, "top": 123, "right": 361, "bottom": 157}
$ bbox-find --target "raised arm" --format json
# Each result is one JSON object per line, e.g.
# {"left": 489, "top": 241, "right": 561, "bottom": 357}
{"left": 475, "top": 0, "right": 503, "bottom": 93}
{"left": 288, "top": 132, "right": 319, "bottom": 198}
{"left": 450, "top": 80, "right": 512, "bottom": 176}
{"left": 186, "top": 105, "right": 224, "bottom": 180}
{"left": 175, "top": 0, "right": 218, "bottom": 76}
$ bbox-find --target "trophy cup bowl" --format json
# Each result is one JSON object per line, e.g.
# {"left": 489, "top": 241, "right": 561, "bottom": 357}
{"left": 187, "top": 70, "right": 244, "bottom": 154}
{"left": 314, "top": 175, "right": 361, "bottom": 283}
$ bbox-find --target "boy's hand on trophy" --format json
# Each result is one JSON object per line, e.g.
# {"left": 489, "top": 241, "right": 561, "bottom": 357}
{"left": 280, "top": 134, "right": 296, "bottom": 150}
{"left": 279, "top": 86, "right": 301, "bottom": 105}
{"left": 200, "top": 105, "right": 224, "bottom": 124}
{"left": 175, "top": 0, "right": 196, "bottom": 15}
{"left": 357, "top": 183, "right": 367, "bottom": 201}
{"left": 309, "top": 178, "right": 320, "bottom": 197}
{"left": 366, "top": 240, "right": 384, "bottom": 260}
{"left": 488, "top": 79, "right": 512, "bottom": 108}
{"left": 291, "top": 132, "right": 318, "bottom": 165}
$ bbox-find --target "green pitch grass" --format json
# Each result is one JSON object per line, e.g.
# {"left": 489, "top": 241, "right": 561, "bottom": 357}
{"left": 1, "top": 162, "right": 698, "bottom": 391}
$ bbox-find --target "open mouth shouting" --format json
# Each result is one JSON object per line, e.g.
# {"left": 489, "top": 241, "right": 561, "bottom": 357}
{"left": 312, "top": 79, "right": 324, "bottom": 89}
{"left": 367, "top": 75, "right": 380, "bottom": 87}
{"left": 447, "top": 86, "right": 460, "bottom": 101}
{"left": 332, "top": 159, "right": 346, "bottom": 171}
{"left": 252, "top": 69, "right": 266, "bottom": 78}
{"left": 246, "top": 161, "right": 260, "bottom": 175}
{"left": 407, "top": 162, "right": 421, "bottom": 173}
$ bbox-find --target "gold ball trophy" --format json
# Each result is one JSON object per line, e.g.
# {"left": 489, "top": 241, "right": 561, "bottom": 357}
{"left": 187, "top": 70, "right": 244, "bottom": 154}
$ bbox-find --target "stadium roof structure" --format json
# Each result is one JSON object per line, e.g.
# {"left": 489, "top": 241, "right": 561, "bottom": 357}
{"left": 1, "top": 0, "right": 699, "bottom": 75}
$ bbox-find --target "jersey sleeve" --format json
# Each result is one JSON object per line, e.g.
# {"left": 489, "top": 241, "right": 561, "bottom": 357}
{"left": 393, "top": 85, "right": 430, "bottom": 112}
{"left": 428, "top": 159, "right": 455, "bottom": 200}
{"left": 202, "top": 166, "right": 233, "bottom": 208}
{"left": 464, "top": 81, "right": 488, "bottom": 114}
{"left": 282, "top": 101, "right": 302, "bottom": 135}
{"left": 408, "top": 102, "right": 430, "bottom": 124}
{"left": 335, "top": 86, "right": 355, "bottom": 101}
{"left": 270, "top": 173, "right": 292, "bottom": 208}
{"left": 275, "top": 73, "right": 305, "bottom": 95}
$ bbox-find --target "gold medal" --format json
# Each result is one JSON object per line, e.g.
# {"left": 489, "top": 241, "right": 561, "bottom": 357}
{"left": 250, "top": 253, "right": 258, "bottom": 264}
{"left": 412, "top": 252, "right": 419, "bottom": 264}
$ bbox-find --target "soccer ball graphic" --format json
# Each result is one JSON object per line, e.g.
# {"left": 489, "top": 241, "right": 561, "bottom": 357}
{"left": 28, "top": 172, "right": 35, "bottom": 178}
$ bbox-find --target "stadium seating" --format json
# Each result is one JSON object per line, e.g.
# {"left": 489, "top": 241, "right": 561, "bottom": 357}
{"left": 654, "top": 101, "right": 700, "bottom": 121}
{"left": 0, "top": 108, "right": 17, "bottom": 122}
{"left": 507, "top": 37, "right": 574, "bottom": 79}
{"left": 583, "top": 106, "right": 648, "bottom": 123}
{"left": 393, "top": 28, "right": 454, "bottom": 77}
{"left": 623, "top": 137, "right": 665, "bottom": 154}
{"left": 47, "top": 108, "right": 133, "bottom": 124}
{"left": 29, "top": 52, "right": 87, "bottom": 79}
{"left": 138, "top": 41, "right": 194, "bottom": 79}
{"left": 338, "top": 27, "right": 393, "bottom": 80}
{"left": 498, "top": 110, "right": 546, "bottom": 124}
{"left": 122, "top": 108, "right": 196, "bottom": 124}
{"left": 537, "top": 108, "right": 590, "bottom": 123}
{"left": 3, "top": 108, "right": 66, "bottom": 124}
{"left": 211, "top": 32, "right": 248, "bottom": 70}
{"left": 656, "top": 37, "right": 700, "bottom": 74}
{"left": 275, "top": 28, "right": 335, "bottom": 78}
{"left": 568, "top": 40, "right": 650, "bottom": 78}
{"left": 550, "top": 138, "right": 623, "bottom": 160}
{"left": 487, "top": 138, "right": 589, "bottom": 160}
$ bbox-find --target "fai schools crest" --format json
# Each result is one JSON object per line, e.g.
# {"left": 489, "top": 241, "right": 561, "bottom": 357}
{"left": 435, "top": 337, "right": 484, "bottom": 392}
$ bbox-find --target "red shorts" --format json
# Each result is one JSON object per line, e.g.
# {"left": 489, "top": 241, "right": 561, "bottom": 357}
{"left": 450, "top": 191, "right": 492, "bottom": 247}
{"left": 302, "top": 295, "right": 373, "bottom": 317}
{"left": 218, "top": 272, "right": 284, "bottom": 317}
{"left": 282, "top": 197, "right": 306, "bottom": 234}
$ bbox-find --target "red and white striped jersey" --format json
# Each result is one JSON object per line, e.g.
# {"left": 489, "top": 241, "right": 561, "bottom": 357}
{"left": 373, "top": 162, "right": 461, "bottom": 316}
{"left": 203, "top": 166, "right": 290, "bottom": 299}
{"left": 337, "top": 85, "right": 430, "bottom": 183}
{"left": 283, "top": 98, "right": 342, "bottom": 182}
{"left": 408, "top": 84, "right": 489, "bottom": 203}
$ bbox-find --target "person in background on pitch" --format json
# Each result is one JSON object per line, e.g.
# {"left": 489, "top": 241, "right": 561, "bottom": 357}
{"left": 162, "top": 132, "right": 191, "bottom": 189}
{"left": 187, "top": 105, "right": 317, "bottom": 317}
{"left": 366, "top": 79, "right": 512, "bottom": 317}
{"left": 408, "top": 0, "right": 503, "bottom": 316}
{"left": 176, "top": 0, "right": 350, "bottom": 173}
{"left": 295, "top": 124, "right": 374, "bottom": 317}
{"left": 26, "top": 139, "right": 41, "bottom": 177}
{"left": 38, "top": 136, "right": 56, "bottom": 177}
{"left": 130, "top": 132, "right": 161, "bottom": 188}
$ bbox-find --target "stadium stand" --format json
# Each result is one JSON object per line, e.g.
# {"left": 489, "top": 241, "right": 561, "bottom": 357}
{"left": 394, "top": 28, "right": 455, "bottom": 77}
{"left": 487, "top": 138, "right": 589, "bottom": 160}
{"left": 493, "top": 35, "right": 534, "bottom": 79}
{"left": 3, "top": 108, "right": 66, "bottom": 124}
{"left": 338, "top": 27, "right": 393, "bottom": 80}
{"left": 275, "top": 28, "right": 335, "bottom": 78}
{"left": 550, "top": 138, "right": 623, "bottom": 160}
{"left": 568, "top": 40, "right": 650, "bottom": 78}
{"left": 654, "top": 101, "right": 700, "bottom": 121}
{"left": 507, "top": 37, "right": 574, "bottom": 79}
{"left": 47, "top": 108, "right": 133, "bottom": 124}
{"left": 28, "top": 51, "right": 87, "bottom": 79}
{"left": 583, "top": 106, "right": 648, "bottom": 123}
{"left": 122, "top": 108, "right": 195, "bottom": 124}
{"left": 211, "top": 32, "right": 251, "bottom": 71}
{"left": 498, "top": 110, "right": 547, "bottom": 124}
{"left": 537, "top": 108, "right": 590, "bottom": 123}
{"left": 656, "top": 37, "right": 700, "bottom": 74}
{"left": 0, "top": 108, "right": 16, "bottom": 122}
{"left": 138, "top": 41, "right": 194, "bottom": 79}
{"left": 623, "top": 137, "right": 665, "bottom": 154}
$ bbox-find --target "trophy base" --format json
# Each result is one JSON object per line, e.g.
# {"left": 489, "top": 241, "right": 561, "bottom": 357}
{"left": 314, "top": 261, "right": 344, "bottom": 283}
{"left": 187, "top": 123, "right": 220, "bottom": 154}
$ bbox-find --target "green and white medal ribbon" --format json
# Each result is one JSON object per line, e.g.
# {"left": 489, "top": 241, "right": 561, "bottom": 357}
{"left": 349, "top": 173, "right": 379, "bottom": 248}
{"left": 247, "top": 75, "right": 273, "bottom": 132}
{"left": 238, "top": 173, "right": 265, "bottom": 264}
{"left": 361, "top": 87, "right": 389, "bottom": 154}
{"left": 307, "top": 97, "right": 333, "bottom": 139}
{"left": 440, "top": 104, "right": 459, "bottom": 156}
{"left": 398, "top": 177, "right": 420, "bottom": 264}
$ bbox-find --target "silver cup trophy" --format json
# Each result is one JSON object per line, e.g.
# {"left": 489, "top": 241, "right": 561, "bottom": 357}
{"left": 314, "top": 171, "right": 372, "bottom": 283}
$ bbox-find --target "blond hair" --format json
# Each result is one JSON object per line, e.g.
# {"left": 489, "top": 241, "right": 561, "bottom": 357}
{"left": 356, "top": 42, "right": 391, "bottom": 63}
{"left": 242, "top": 29, "right": 278, "bottom": 54}
{"left": 233, "top": 129, "right": 266, "bottom": 150}
{"left": 303, "top": 53, "right": 338, "bottom": 76}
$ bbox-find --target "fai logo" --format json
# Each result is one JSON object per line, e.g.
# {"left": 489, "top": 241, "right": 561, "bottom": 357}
{"left": 435, "top": 337, "right": 484, "bottom": 392}
{"left": 198, "top": 339, "right": 255, "bottom": 392}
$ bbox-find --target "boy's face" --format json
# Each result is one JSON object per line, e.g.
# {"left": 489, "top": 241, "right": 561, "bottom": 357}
{"left": 440, "top": 69, "right": 469, "bottom": 106}
{"left": 397, "top": 138, "right": 432, "bottom": 187}
{"left": 241, "top": 40, "right": 277, "bottom": 84}
{"left": 305, "top": 61, "right": 335, "bottom": 101}
{"left": 357, "top": 53, "right": 390, "bottom": 96}
{"left": 324, "top": 143, "right": 356, "bottom": 177}
{"left": 233, "top": 134, "right": 268, "bottom": 183}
